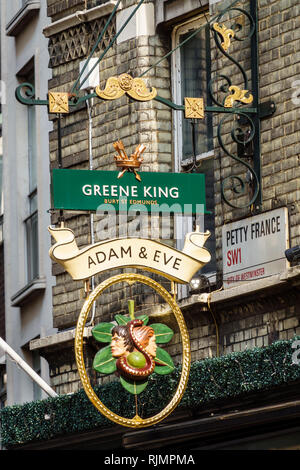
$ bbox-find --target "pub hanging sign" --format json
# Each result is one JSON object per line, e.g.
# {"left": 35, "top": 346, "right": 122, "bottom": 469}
{"left": 48, "top": 138, "right": 211, "bottom": 428}
{"left": 47, "top": 130, "right": 211, "bottom": 428}
{"left": 49, "top": 223, "right": 211, "bottom": 428}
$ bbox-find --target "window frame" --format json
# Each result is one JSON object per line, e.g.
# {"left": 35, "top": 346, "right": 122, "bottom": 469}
{"left": 19, "top": 62, "right": 39, "bottom": 285}
{"left": 171, "top": 14, "right": 214, "bottom": 168}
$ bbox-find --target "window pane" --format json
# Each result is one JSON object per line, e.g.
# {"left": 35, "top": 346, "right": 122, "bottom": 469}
{"left": 180, "top": 25, "right": 213, "bottom": 159}
{"left": 28, "top": 105, "right": 37, "bottom": 193}
{"left": 29, "top": 190, "right": 37, "bottom": 214}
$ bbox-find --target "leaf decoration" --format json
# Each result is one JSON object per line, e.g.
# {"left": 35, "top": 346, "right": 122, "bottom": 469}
{"left": 93, "top": 345, "right": 117, "bottom": 374}
{"left": 154, "top": 347, "right": 175, "bottom": 375}
{"left": 115, "top": 314, "right": 130, "bottom": 325}
{"left": 114, "top": 314, "right": 149, "bottom": 325}
{"left": 119, "top": 376, "right": 148, "bottom": 395}
{"left": 137, "top": 314, "right": 149, "bottom": 325}
{"left": 151, "top": 323, "right": 174, "bottom": 344}
{"left": 92, "top": 322, "right": 115, "bottom": 343}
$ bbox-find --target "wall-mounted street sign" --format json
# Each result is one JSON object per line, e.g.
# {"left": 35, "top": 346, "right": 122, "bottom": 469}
{"left": 222, "top": 207, "right": 290, "bottom": 288}
{"left": 51, "top": 169, "right": 207, "bottom": 214}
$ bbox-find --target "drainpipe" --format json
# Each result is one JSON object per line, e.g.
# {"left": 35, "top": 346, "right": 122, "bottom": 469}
{"left": 0, "top": 337, "right": 58, "bottom": 398}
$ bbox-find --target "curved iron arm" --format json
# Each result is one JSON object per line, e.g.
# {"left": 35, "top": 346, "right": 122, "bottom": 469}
{"left": 15, "top": 83, "right": 258, "bottom": 116}
{"left": 15, "top": 83, "right": 49, "bottom": 106}
{"left": 15, "top": 83, "right": 98, "bottom": 109}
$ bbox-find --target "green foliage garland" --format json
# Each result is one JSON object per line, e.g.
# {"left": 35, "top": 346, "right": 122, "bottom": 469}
{"left": 1, "top": 336, "right": 300, "bottom": 448}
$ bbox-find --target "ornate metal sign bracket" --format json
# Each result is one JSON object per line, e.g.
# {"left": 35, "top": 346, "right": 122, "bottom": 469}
{"left": 206, "top": 0, "right": 274, "bottom": 211}
{"left": 15, "top": 0, "right": 275, "bottom": 212}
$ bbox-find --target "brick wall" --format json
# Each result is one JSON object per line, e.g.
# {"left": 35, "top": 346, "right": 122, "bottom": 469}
{"left": 48, "top": 4, "right": 172, "bottom": 332}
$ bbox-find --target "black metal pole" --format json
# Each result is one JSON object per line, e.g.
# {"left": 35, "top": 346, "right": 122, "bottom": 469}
{"left": 250, "top": 0, "right": 262, "bottom": 210}
{"left": 57, "top": 114, "right": 64, "bottom": 224}
{"left": 191, "top": 119, "right": 197, "bottom": 171}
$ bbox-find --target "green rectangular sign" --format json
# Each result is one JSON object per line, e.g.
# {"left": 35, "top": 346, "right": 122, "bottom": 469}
{"left": 51, "top": 169, "right": 207, "bottom": 214}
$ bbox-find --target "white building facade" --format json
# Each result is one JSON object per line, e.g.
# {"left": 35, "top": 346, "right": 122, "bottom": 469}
{"left": 1, "top": 0, "right": 56, "bottom": 405}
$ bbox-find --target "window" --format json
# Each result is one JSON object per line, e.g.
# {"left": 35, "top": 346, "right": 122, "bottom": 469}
{"left": 179, "top": 24, "right": 213, "bottom": 160}
{"left": 172, "top": 15, "right": 216, "bottom": 287}
{"left": 19, "top": 63, "right": 39, "bottom": 283}
{"left": 25, "top": 189, "right": 39, "bottom": 282}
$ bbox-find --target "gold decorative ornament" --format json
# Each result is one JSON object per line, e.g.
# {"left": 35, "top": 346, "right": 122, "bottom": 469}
{"left": 113, "top": 140, "right": 145, "bottom": 181}
{"left": 212, "top": 22, "right": 235, "bottom": 51}
{"left": 184, "top": 97, "right": 205, "bottom": 119}
{"left": 48, "top": 92, "right": 69, "bottom": 114}
{"left": 224, "top": 85, "right": 254, "bottom": 108}
{"left": 235, "top": 14, "right": 245, "bottom": 29}
{"left": 95, "top": 73, "right": 157, "bottom": 102}
{"left": 75, "top": 273, "right": 191, "bottom": 428}
{"left": 118, "top": 73, "right": 134, "bottom": 91}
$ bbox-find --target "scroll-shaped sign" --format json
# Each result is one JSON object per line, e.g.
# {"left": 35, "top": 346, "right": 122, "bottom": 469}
{"left": 48, "top": 226, "right": 211, "bottom": 284}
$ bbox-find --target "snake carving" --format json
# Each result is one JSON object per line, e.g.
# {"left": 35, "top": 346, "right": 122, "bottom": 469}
{"left": 112, "top": 319, "right": 156, "bottom": 380}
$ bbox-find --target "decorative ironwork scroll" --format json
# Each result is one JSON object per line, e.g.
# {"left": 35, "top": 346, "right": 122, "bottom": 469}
{"left": 208, "top": 1, "right": 263, "bottom": 209}
{"left": 223, "top": 86, "right": 253, "bottom": 109}
{"left": 217, "top": 112, "right": 259, "bottom": 209}
{"left": 212, "top": 22, "right": 235, "bottom": 51}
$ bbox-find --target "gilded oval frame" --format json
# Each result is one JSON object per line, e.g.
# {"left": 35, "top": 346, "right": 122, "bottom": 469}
{"left": 75, "top": 273, "right": 191, "bottom": 428}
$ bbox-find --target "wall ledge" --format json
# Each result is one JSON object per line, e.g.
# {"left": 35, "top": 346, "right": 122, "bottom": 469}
{"left": 6, "top": 1, "right": 40, "bottom": 37}
{"left": 29, "top": 265, "right": 300, "bottom": 352}
{"left": 43, "top": 1, "right": 120, "bottom": 38}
